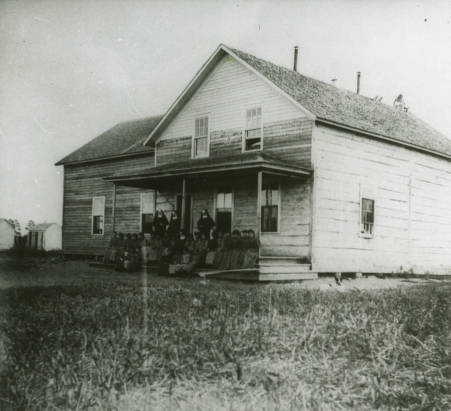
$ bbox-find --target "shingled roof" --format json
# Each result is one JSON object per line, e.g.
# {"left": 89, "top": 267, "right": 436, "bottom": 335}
{"left": 56, "top": 115, "right": 162, "bottom": 165}
{"left": 228, "top": 46, "right": 451, "bottom": 157}
{"left": 107, "top": 151, "right": 310, "bottom": 185}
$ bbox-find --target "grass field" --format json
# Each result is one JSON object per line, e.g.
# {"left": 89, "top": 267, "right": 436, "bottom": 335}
{"left": 0, "top": 258, "right": 450, "bottom": 410}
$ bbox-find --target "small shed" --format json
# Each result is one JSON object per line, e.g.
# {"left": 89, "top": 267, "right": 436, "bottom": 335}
{"left": 28, "top": 223, "right": 62, "bottom": 251}
{"left": 0, "top": 219, "right": 15, "bottom": 250}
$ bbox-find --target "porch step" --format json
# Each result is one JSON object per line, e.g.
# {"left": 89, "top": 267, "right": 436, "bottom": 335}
{"left": 259, "top": 272, "right": 318, "bottom": 282}
{"left": 259, "top": 264, "right": 312, "bottom": 274}
{"left": 259, "top": 256, "right": 309, "bottom": 266}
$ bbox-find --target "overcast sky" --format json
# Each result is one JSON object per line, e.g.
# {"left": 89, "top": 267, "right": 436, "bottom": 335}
{"left": 1, "top": 0, "right": 451, "bottom": 228}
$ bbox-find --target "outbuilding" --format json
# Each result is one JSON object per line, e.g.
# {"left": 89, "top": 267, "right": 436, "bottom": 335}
{"left": 27, "top": 223, "right": 62, "bottom": 251}
{"left": 0, "top": 219, "right": 15, "bottom": 250}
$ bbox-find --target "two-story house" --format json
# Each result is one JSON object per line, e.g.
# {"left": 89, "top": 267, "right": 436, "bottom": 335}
{"left": 56, "top": 44, "right": 451, "bottom": 280}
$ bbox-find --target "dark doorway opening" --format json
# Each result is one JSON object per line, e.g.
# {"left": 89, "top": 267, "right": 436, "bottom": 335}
{"left": 176, "top": 194, "right": 192, "bottom": 233}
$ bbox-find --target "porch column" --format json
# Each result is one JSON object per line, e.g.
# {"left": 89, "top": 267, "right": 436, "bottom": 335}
{"left": 180, "top": 177, "right": 186, "bottom": 230}
{"left": 256, "top": 171, "right": 262, "bottom": 240}
{"left": 112, "top": 183, "right": 116, "bottom": 232}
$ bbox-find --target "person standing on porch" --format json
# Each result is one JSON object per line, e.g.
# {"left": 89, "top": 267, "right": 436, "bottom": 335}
{"left": 197, "top": 209, "right": 214, "bottom": 239}
{"left": 167, "top": 210, "right": 180, "bottom": 239}
{"left": 154, "top": 209, "right": 168, "bottom": 238}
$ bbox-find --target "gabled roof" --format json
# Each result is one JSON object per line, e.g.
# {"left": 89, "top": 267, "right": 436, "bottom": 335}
{"left": 30, "top": 223, "right": 58, "bottom": 231}
{"left": 107, "top": 151, "right": 310, "bottom": 186}
{"left": 0, "top": 218, "right": 15, "bottom": 229}
{"left": 56, "top": 115, "right": 162, "bottom": 165}
{"left": 145, "top": 44, "right": 451, "bottom": 159}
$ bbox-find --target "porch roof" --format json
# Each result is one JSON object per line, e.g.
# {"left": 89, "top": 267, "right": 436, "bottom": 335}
{"left": 106, "top": 152, "right": 311, "bottom": 186}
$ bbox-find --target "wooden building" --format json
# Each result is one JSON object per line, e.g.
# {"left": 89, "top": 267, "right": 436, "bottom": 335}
{"left": 0, "top": 219, "right": 15, "bottom": 250}
{"left": 27, "top": 223, "right": 62, "bottom": 251}
{"left": 56, "top": 44, "right": 451, "bottom": 279}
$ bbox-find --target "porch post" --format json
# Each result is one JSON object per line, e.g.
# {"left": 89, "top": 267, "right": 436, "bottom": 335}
{"left": 256, "top": 171, "right": 262, "bottom": 240}
{"left": 180, "top": 177, "right": 186, "bottom": 230}
{"left": 112, "top": 183, "right": 116, "bottom": 232}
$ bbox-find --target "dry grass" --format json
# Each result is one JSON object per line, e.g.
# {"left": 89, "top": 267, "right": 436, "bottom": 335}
{"left": 0, "top": 274, "right": 450, "bottom": 410}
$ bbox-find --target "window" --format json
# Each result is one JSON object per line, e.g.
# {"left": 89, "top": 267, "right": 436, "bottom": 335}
{"left": 361, "top": 198, "right": 374, "bottom": 236}
{"left": 216, "top": 188, "right": 233, "bottom": 234}
{"left": 193, "top": 116, "right": 209, "bottom": 158}
{"left": 261, "top": 183, "right": 279, "bottom": 233}
{"left": 216, "top": 190, "right": 232, "bottom": 211}
{"left": 141, "top": 192, "right": 155, "bottom": 233}
{"left": 92, "top": 196, "right": 105, "bottom": 235}
{"left": 244, "top": 107, "right": 262, "bottom": 151}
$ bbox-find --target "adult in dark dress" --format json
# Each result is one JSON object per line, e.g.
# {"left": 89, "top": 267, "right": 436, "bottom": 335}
{"left": 167, "top": 210, "right": 181, "bottom": 239}
{"left": 154, "top": 209, "right": 168, "bottom": 238}
{"left": 197, "top": 209, "right": 215, "bottom": 239}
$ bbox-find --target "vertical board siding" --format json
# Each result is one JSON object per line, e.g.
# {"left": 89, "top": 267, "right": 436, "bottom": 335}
{"left": 312, "top": 125, "right": 451, "bottom": 274}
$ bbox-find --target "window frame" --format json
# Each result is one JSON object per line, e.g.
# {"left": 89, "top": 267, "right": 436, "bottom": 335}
{"left": 360, "top": 197, "right": 375, "bottom": 238}
{"left": 242, "top": 106, "right": 263, "bottom": 152}
{"left": 261, "top": 182, "right": 281, "bottom": 234}
{"left": 192, "top": 115, "right": 210, "bottom": 159}
{"left": 91, "top": 196, "right": 105, "bottom": 236}
{"left": 140, "top": 191, "right": 156, "bottom": 233}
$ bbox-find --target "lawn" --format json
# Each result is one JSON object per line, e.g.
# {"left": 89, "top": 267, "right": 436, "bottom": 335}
{"left": 0, "top": 258, "right": 450, "bottom": 410}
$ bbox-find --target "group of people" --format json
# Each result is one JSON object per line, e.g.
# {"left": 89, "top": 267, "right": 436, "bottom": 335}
{"left": 103, "top": 208, "right": 259, "bottom": 274}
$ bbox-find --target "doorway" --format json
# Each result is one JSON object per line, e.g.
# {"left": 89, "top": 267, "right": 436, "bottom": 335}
{"left": 215, "top": 189, "right": 232, "bottom": 234}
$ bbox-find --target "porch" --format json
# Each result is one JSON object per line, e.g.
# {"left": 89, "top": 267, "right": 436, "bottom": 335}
{"left": 106, "top": 152, "right": 317, "bottom": 281}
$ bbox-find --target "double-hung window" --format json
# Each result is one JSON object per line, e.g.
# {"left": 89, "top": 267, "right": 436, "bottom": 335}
{"left": 361, "top": 198, "right": 375, "bottom": 236}
{"left": 92, "top": 196, "right": 105, "bottom": 235}
{"left": 261, "top": 183, "right": 279, "bottom": 233}
{"left": 193, "top": 116, "right": 209, "bottom": 158}
{"left": 244, "top": 107, "right": 262, "bottom": 151}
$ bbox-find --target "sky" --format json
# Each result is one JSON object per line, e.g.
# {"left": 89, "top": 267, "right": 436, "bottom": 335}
{"left": 1, "top": 0, "right": 451, "bottom": 230}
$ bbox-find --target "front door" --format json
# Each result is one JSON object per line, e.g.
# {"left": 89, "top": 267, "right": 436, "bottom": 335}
{"left": 215, "top": 189, "right": 232, "bottom": 234}
{"left": 176, "top": 194, "right": 191, "bottom": 233}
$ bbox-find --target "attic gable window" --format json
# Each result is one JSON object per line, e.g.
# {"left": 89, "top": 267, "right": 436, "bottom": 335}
{"left": 361, "top": 198, "right": 374, "bottom": 237}
{"left": 193, "top": 116, "right": 209, "bottom": 158}
{"left": 244, "top": 107, "right": 262, "bottom": 151}
{"left": 92, "top": 196, "right": 105, "bottom": 235}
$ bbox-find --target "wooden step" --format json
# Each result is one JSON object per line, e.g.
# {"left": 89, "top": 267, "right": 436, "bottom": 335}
{"left": 259, "top": 264, "right": 312, "bottom": 274}
{"left": 259, "top": 256, "right": 309, "bottom": 266}
{"left": 259, "top": 272, "right": 318, "bottom": 282}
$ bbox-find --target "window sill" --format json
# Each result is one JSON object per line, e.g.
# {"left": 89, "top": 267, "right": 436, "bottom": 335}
{"left": 359, "top": 232, "right": 374, "bottom": 239}
{"left": 192, "top": 153, "right": 209, "bottom": 159}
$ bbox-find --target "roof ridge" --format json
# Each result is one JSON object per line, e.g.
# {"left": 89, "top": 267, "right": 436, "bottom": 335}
{"left": 228, "top": 45, "right": 411, "bottom": 116}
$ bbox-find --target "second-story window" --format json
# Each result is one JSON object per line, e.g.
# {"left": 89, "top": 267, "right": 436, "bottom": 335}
{"left": 194, "top": 116, "right": 209, "bottom": 158}
{"left": 244, "top": 107, "right": 262, "bottom": 151}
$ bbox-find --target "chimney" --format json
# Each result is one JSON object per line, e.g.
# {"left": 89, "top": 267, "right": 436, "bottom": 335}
{"left": 356, "top": 71, "right": 361, "bottom": 94}
{"left": 293, "top": 46, "right": 299, "bottom": 72}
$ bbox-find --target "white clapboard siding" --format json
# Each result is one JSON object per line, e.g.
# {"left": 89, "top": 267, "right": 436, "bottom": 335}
{"left": 312, "top": 124, "right": 451, "bottom": 275}
{"left": 159, "top": 55, "right": 304, "bottom": 141}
